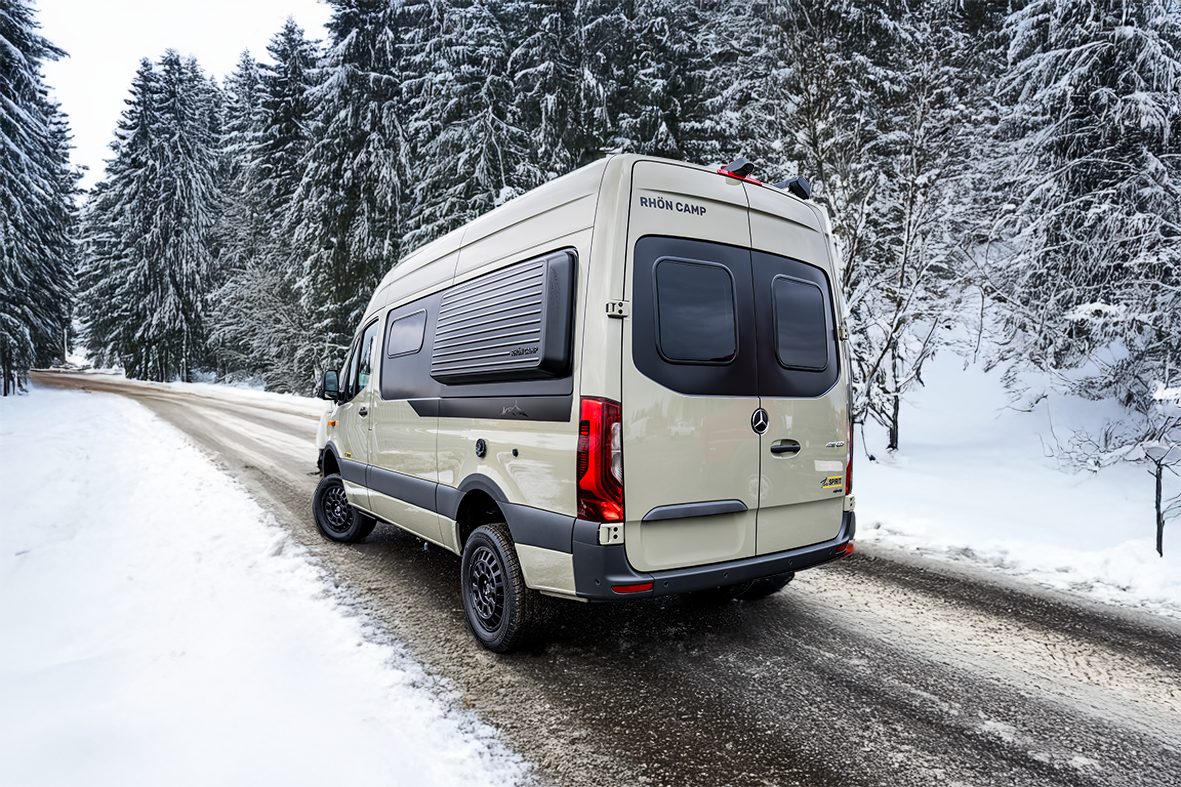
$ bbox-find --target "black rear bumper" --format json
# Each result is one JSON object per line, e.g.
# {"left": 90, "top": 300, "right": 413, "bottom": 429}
{"left": 572, "top": 511, "right": 856, "bottom": 601}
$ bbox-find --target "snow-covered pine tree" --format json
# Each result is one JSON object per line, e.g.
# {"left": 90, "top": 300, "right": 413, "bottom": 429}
{"left": 290, "top": 0, "right": 409, "bottom": 376}
{"left": 213, "top": 20, "right": 323, "bottom": 393}
{"left": 614, "top": 0, "right": 725, "bottom": 163}
{"left": 404, "top": 0, "right": 541, "bottom": 250}
{"left": 990, "top": 0, "right": 1181, "bottom": 381}
{"left": 506, "top": 0, "right": 588, "bottom": 176}
{"left": 23, "top": 93, "right": 77, "bottom": 372}
{"left": 0, "top": 0, "right": 76, "bottom": 395}
{"left": 208, "top": 51, "right": 268, "bottom": 380}
{"left": 78, "top": 52, "right": 223, "bottom": 382}
{"left": 988, "top": 0, "right": 1181, "bottom": 548}
{"left": 77, "top": 60, "right": 156, "bottom": 375}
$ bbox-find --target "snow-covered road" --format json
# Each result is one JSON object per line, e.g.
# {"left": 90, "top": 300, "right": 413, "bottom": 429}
{"left": 6, "top": 370, "right": 1181, "bottom": 787}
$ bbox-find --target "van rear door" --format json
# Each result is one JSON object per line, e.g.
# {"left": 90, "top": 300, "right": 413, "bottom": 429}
{"left": 746, "top": 186, "right": 848, "bottom": 554}
{"left": 622, "top": 162, "right": 760, "bottom": 572}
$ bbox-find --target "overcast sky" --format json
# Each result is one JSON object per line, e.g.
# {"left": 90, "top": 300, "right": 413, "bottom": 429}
{"left": 37, "top": 0, "right": 334, "bottom": 190}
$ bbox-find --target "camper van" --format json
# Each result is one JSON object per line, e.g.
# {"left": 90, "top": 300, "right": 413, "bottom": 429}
{"left": 313, "top": 154, "right": 856, "bottom": 651}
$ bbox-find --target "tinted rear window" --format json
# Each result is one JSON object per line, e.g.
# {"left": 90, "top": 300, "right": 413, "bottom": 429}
{"left": 654, "top": 259, "right": 737, "bottom": 364}
{"left": 772, "top": 276, "right": 828, "bottom": 371}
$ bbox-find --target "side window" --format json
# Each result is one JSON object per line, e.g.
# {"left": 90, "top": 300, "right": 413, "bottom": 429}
{"left": 354, "top": 321, "right": 380, "bottom": 394}
{"left": 771, "top": 276, "right": 828, "bottom": 371}
{"left": 386, "top": 310, "right": 426, "bottom": 358}
{"left": 654, "top": 259, "right": 737, "bottom": 364}
{"left": 339, "top": 340, "right": 361, "bottom": 403}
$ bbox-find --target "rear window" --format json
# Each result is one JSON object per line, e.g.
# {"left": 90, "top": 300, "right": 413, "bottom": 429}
{"left": 772, "top": 276, "right": 828, "bottom": 371}
{"left": 655, "top": 259, "right": 738, "bottom": 364}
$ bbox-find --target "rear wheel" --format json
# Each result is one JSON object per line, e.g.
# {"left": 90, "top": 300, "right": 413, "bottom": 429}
{"left": 312, "top": 473, "right": 376, "bottom": 543}
{"left": 461, "top": 523, "right": 537, "bottom": 652}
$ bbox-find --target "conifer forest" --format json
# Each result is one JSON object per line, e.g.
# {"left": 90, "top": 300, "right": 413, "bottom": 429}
{"left": 3, "top": 0, "right": 1179, "bottom": 524}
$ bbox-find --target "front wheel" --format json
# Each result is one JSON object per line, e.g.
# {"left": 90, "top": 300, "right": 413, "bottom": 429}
{"left": 312, "top": 473, "right": 376, "bottom": 543}
{"left": 460, "top": 523, "right": 537, "bottom": 652}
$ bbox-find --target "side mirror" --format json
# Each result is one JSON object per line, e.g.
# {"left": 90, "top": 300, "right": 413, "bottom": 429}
{"left": 319, "top": 369, "right": 340, "bottom": 401}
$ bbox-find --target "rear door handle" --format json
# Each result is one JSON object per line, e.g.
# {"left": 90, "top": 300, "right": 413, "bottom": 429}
{"left": 358, "top": 407, "right": 368, "bottom": 417}
{"left": 771, "top": 441, "right": 800, "bottom": 455}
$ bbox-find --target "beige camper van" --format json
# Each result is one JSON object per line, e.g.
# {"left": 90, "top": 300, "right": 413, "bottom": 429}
{"left": 313, "top": 154, "right": 856, "bottom": 651}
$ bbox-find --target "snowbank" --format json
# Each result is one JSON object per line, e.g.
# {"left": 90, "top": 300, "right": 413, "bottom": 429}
{"left": 0, "top": 386, "right": 528, "bottom": 787}
{"left": 857, "top": 353, "right": 1181, "bottom": 616}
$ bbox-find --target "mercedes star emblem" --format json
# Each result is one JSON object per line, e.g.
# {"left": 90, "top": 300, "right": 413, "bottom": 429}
{"left": 751, "top": 408, "right": 769, "bottom": 435}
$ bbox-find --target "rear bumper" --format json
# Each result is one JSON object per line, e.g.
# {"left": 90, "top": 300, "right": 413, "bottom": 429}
{"left": 572, "top": 511, "right": 856, "bottom": 601}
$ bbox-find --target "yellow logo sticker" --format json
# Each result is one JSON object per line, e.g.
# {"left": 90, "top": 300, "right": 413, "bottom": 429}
{"left": 821, "top": 475, "right": 844, "bottom": 489}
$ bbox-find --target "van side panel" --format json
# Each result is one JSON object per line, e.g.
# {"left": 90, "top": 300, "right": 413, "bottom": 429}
{"left": 453, "top": 163, "right": 605, "bottom": 280}
{"left": 435, "top": 225, "right": 595, "bottom": 524}
{"left": 577, "top": 157, "right": 629, "bottom": 404}
{"left": 366, "top": 250, "right": 460, "bottom": 546}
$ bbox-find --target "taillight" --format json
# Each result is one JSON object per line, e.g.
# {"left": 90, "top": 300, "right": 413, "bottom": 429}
{"left": 577, "top": 397, "right": 623, "bottom": 522}
{"left": 846, "top": 419, "right": 853, "bottom": 495}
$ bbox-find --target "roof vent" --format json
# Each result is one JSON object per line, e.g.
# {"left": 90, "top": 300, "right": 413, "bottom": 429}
{"left": 774, "top": 175, "right": 811, "bottom": 200}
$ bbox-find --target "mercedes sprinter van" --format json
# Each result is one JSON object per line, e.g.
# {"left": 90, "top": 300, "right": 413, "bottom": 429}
{"left": 313, "top": 154, "right": 856, "bottom": 651}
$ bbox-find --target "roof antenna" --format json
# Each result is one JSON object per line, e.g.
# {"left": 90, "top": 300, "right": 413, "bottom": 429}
{"left": 773, "top": 175, "right": 811, "bottom": 200}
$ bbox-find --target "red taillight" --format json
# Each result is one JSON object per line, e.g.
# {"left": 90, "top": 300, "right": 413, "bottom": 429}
{"left": 836, "top": 542, "right": 855, "bottom": 557}
{"left": 612, "top": 582, "right": 653, "bottom": 594}
{"left": 577, "top": 397, "right": 624, "bottom": 522}
{"left": 846, "top": 419, "right": 853, "bottom": 495}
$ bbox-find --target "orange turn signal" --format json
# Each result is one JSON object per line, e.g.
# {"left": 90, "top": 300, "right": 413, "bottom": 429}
{"left": 327, "top": 420, "right": 337, "bottom": 427}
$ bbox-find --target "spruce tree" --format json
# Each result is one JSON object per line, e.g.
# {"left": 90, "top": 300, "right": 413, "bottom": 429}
{"left": 0, "top": 0, "right": 76, "bottom": 395}
{"left": 78, "top": 53, "right": 223, "bottom": 382}
{"left": 616, "top": 0, "right": 724, "bottom": 163}
{"left": 405, "top": 0, "right": 540, "bottom": 250}
{"left": 991, "top": 0, "right": 1181, "bottom": 385}
{"left": 213, "top": 21, "right": 322, "bottom": 393}
{"left": 988, "top": 0, "right": 1181, "bottom": 548}
{"left": 507, "top": 0, "right": 587, "bottom": 175}
{"left": 291, "top": 0, "right": 410, "bottom": 375}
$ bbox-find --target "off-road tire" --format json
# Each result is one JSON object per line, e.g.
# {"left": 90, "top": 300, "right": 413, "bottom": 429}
{"left": 312, "top": 473, "right": 376, "bottom": 543}
{"left": 461, "top": 523, "right": 537, "bottom": 653}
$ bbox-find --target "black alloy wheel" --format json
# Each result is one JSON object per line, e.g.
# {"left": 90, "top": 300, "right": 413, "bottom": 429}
{"left": 312, "top": 473, "right": 376, "bottom": 543}
{"left": 468, "top": 544, "right": 506, "bottom": 630}
{"left": 460, "top": 523, "right": 537, "bottom": 653}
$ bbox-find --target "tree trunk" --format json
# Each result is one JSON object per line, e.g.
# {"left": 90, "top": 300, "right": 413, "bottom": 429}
{"left": 887, "top": 348, "right": 901, "bottom": 451}
{"left": 1156, "top": 460, "right": 1165, "bottom": 558}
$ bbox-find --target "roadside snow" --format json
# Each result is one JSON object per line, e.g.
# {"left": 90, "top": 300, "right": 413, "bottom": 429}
{"left": 0, "top": 386, "right": 529, "bottom": 787}
{"left": 857, "top": 352, "right": 1181, "bottom": 616}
